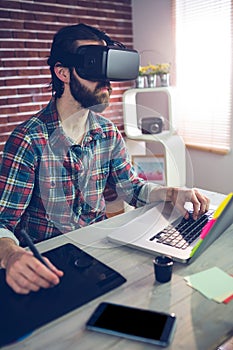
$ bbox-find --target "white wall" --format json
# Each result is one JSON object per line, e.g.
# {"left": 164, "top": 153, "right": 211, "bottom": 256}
{"left": 131, "top": 0, "right": 233, "bottom": 195}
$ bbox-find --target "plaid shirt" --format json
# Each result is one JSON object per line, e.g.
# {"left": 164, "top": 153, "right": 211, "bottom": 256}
{"left": 0, "top": 98, "right": 154, "bottom": 245}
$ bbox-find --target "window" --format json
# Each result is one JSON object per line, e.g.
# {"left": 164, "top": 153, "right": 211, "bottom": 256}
{"left": 173, "top": 0, "right": 232, "bottom": 154}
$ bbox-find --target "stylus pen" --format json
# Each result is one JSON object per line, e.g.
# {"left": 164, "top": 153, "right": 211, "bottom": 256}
{"left": 21, "top": 229, "right": 50, "bottom": 269}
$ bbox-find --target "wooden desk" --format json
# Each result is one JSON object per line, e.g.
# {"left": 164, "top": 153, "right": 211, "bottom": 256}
{"left": 2, "top": 190, "right": 233, "bottom": 350}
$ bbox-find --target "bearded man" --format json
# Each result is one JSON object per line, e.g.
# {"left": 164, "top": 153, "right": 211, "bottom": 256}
{"left": 0, "top": 23, "right": 209, "bottom": 294}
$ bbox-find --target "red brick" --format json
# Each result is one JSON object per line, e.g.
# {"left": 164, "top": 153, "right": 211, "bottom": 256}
{"left": 16, "top": 51, "right": 40, "bottom": 58}
{"left": 3, "top": 60, "right": 27, "bottom": 67}
{"left": 0, "top": 20, "right": 23, "bottom": 29}
{"left": 0, "top": 105, "right": 18, "bottom": 114}
{"left": 0, "top": 10, "right": 11, "bottom": 19}
{"left": 0, "top": 115, "right": 8, "bottom": 123}
{"left": 25, "top": 41, "right": 50, "bottom": 49}
{"left": 0, "top": 51, "right": 15, "bottom": 59}
{"left": 9, "top": 96, "right": 33, "bottom": 104}
{"left": 18, "top": 104, "right": 41, "bottom": 113}
{"left": 0, "top": 87, "right": 17, "bottom": 96}
{"left": 0, "top": 98, "right": 8, "bottom": 105}
{"left": 40, "top": 68, "right": 50, "bottom": 74}
{"left": 38, "top": 51, "right": 50, "bottom": 58}
{"left": 29, "top": 77, "right": 50, "bottom": 85}
{"left": 28, "top": 59, "right": 48, "bottom": 67}
{"left": 13, "top": 31, "right": 38, "bottom": 40}
{"left": 0, "top": 41, "right": 24, "bottom": 49}
{"left": 0, "top": 1, "right": 21, "bottom": 9}
{"left": 11, "top": 11, "right": 35, "bottom": 21}
{"left": 5, "top": 78, "right": 29, "bottom": 86}
{"left": 33, "top": 94, "right": 50, "bottom": 103}
{"left": 0, "top": 30, "right": 12, "bottom": 38}
{"left": 34, "top": 13, "right": 58, "bottom": 23}
{"left": 18, "top": 68, "right": 40, "bottom": 76}
{"left": 22, "top": 2, "right": 66, "bottom": 14}
{"left": 0, "top": 69, "right": 16, "bottom": 77}
{"left": 8, "top": 115, "right": 29, "bottom": 123}
{"left": 37, "top": 32, "right": 53, "bottom": 40}
{"left": 17, "top": 87, "right": 40, "bottom": 94}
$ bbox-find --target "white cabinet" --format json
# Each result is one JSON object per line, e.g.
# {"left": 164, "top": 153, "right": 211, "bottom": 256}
{"left": 123, "top": 87, "right": 186, "bottom": 187}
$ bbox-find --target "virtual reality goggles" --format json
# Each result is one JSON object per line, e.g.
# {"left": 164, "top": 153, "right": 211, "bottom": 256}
{"left": 62, "top": 44, "right": 140, "bottom": 82}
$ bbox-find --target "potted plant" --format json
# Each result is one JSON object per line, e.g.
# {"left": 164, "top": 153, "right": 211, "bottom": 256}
{"left": 136, "top": 64, "right": 158, "bottom": 88}
{"left": 155, "top": 63, "right": 171, "bottom": 86}
{"left": 136, "top": 63, "right": 171, "bottom": 88}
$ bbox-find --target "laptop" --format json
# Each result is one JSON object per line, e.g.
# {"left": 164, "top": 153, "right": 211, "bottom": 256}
{"left": 108, "top": 193, "right": 233, "bottom": 264}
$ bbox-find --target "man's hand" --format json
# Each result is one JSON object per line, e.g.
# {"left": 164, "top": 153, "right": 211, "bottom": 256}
{"left": 0, "top": 239, "right": 63, "bottom": 294}
{"left": 150, "top": 187, "right": 210, "bottom": 220}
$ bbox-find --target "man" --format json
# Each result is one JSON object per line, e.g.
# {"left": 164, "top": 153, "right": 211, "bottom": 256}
{"left": 0, "top": 23, "right": 209, "bottom": 294}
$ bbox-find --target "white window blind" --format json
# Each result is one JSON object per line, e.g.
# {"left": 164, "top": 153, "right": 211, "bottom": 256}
{"left": 173, "top": 0, "right": 232, "bottom": 154}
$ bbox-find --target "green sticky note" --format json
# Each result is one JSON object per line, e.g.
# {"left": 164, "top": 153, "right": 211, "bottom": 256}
{"left": 184, "top": 267, "right": 233, "bottom": 302}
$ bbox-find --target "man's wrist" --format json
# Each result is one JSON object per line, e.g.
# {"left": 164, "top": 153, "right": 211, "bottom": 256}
{"left": 0, "top": 238, "right": 18, "bottom": 269}
{"left": 149, "top": 186, "right": 176, "bottom": 203}
{"left": 165, "top": 187, "right": 175, "bottom": 201}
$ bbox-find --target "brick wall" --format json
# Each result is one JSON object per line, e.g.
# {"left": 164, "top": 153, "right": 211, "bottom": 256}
{"left": 0, "top": 0, "right": 134, "bottom": 156}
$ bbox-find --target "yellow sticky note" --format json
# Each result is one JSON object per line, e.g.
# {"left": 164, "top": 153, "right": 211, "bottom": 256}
{"left": 213, "top": 193, "right": 233, "bottom": 219}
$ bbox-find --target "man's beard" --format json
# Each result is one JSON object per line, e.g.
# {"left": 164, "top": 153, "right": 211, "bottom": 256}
{"left": 69, "top": 71, "right": 112, "bottom": 113}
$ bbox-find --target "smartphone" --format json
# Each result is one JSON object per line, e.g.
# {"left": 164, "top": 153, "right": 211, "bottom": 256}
{"left": 86, "top": 302, "right": 176, "bottom": 347}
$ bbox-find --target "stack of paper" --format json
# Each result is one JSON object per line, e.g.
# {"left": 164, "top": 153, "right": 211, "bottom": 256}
{"left": 184, "top": 267, "right": 233, "bottom": 303}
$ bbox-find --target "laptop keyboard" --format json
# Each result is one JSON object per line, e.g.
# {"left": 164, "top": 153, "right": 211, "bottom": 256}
{"left": 149, "top": 210, "right": 214, "bottom": 250}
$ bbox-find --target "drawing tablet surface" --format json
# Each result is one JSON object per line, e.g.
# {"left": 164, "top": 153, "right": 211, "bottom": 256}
{"left": 0, "top": 243, "right": 126, "bottom": 347}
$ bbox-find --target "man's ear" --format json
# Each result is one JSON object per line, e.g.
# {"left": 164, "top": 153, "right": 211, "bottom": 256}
{"left": 54, "top": 63, "right": 70, "bottom": 83}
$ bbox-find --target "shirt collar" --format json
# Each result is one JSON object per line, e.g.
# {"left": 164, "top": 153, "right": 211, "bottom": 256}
{"left": 86, "top": 110, "right": 105, "bottom": 142}
{"left": 43, "top": 97, "right": 60, "bottom": 135}
{"left": 45, "top": 98, "right": 106, "bottom": 145}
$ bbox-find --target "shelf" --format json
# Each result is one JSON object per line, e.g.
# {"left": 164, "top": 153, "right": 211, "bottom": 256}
{"left": 123, "top": 88, "right": 186, "bottom": 187}
{"left": 123, "top": 87, "right": 174, "bottom": 139}
{"left": 123, "top": 129, "right": 174, "bottom": 141}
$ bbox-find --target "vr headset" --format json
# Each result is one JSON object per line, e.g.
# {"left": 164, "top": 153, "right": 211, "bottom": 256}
{"left": 59, "top": 44, "right": 139, "bottom": 82}
{"left": 70, "top": 44, "right": 140, "bottom": 82}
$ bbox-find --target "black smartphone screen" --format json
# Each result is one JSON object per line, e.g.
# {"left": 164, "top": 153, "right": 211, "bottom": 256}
{"left": 86, "top": 302, "right": 176, "bottom": 346}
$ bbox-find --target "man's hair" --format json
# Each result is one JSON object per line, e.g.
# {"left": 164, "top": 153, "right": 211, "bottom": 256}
{"left": 47, "top": 23, "right": 108, "bottom": 98}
